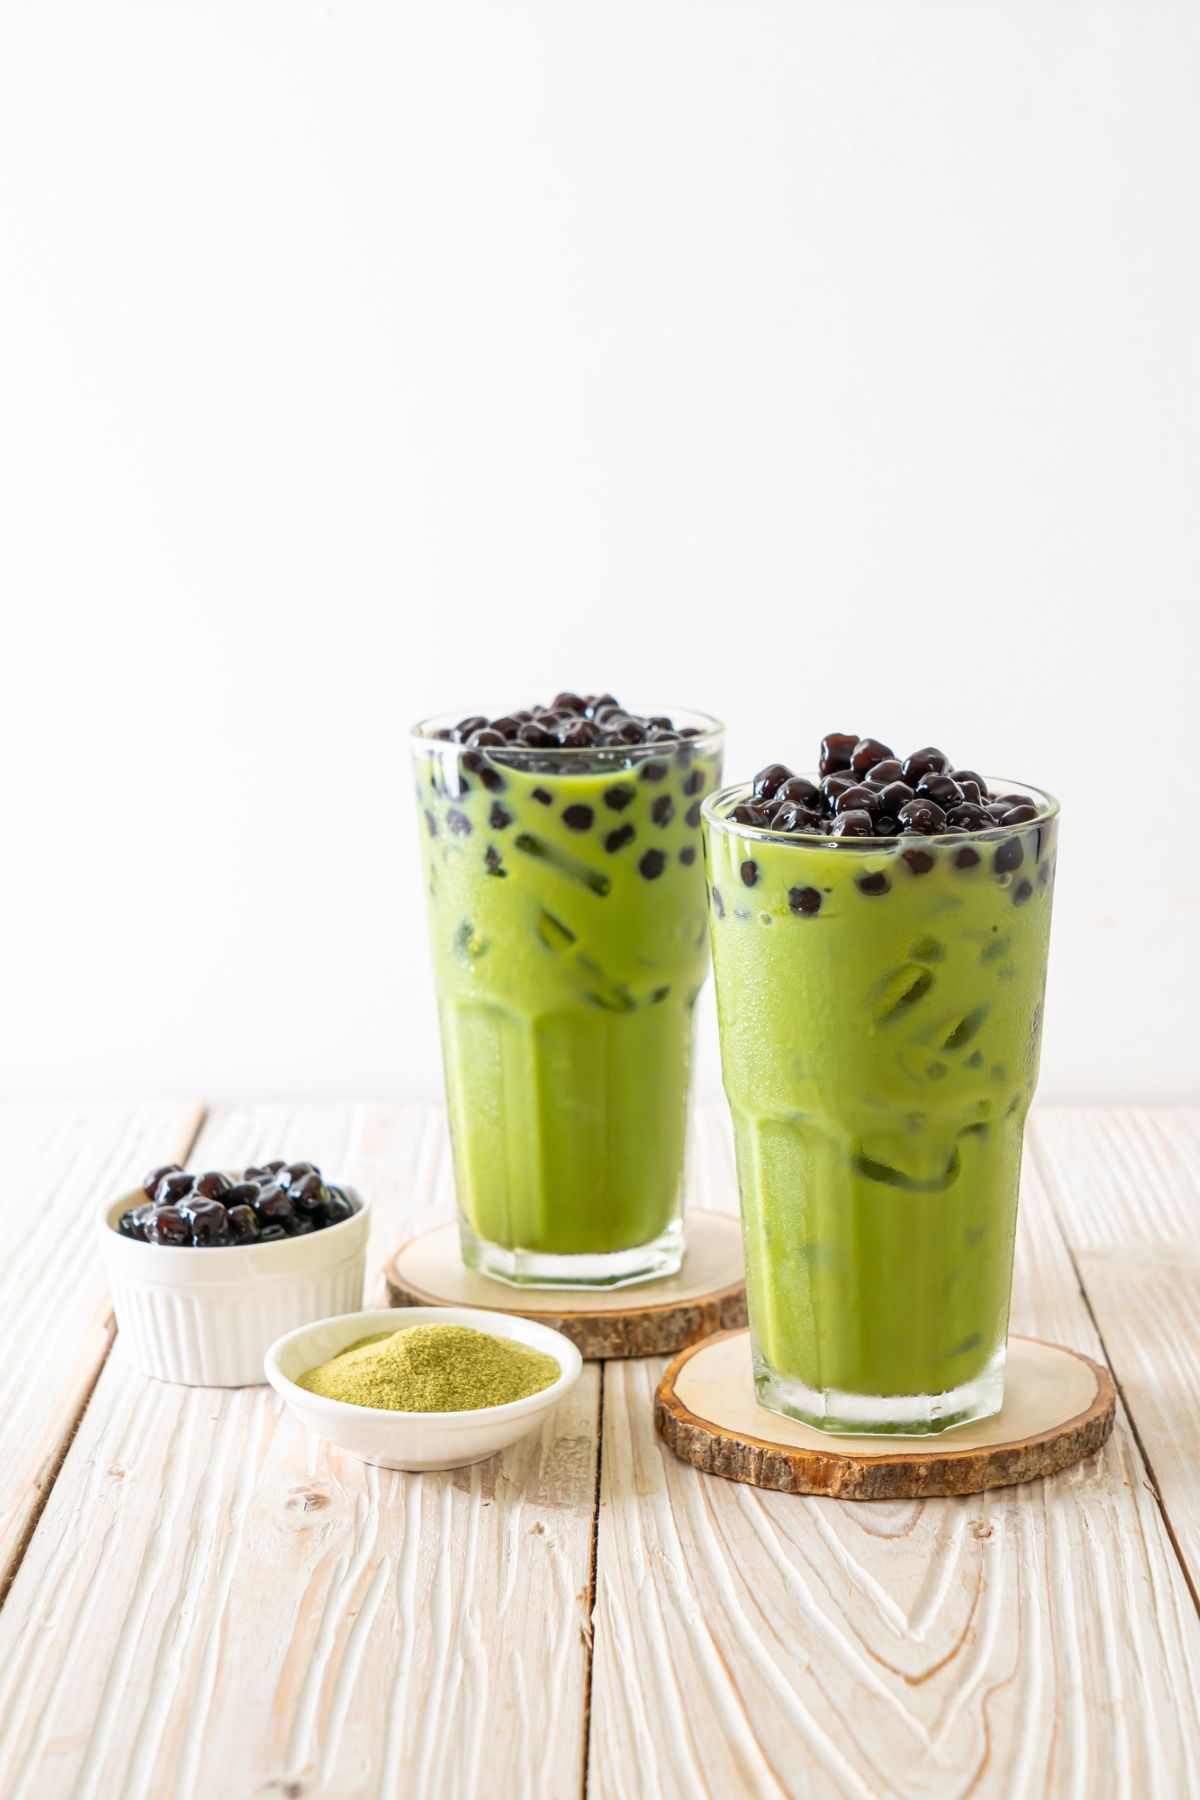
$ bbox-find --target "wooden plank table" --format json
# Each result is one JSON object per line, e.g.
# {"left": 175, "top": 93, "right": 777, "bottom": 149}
{"left": 0, "top": 1102, "right": 1196, "bottom": 1797}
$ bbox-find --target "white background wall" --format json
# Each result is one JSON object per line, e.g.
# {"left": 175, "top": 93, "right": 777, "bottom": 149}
{"left": 2, "top": 0, "right": 1196, "bottom": 1103}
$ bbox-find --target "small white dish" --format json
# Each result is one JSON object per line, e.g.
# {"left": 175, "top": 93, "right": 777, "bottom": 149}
{"left": 99, "top": 1183, "right": 371, "bottom": 1387}
{"left": 264, "top": 1306, "right": 583, "bottom": 1471}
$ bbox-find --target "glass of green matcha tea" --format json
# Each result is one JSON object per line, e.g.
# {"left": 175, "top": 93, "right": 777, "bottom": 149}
{"left": 413, "top": 696, "right": 724, "bottom": 1287}
{"left": 703, "top": 734, "right": 1058, "bottom": 1434}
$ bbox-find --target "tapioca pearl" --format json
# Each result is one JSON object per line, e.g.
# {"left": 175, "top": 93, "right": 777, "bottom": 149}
{"left": 926, "top": 1061, "right": 948, "bottom": 1081}
{"left": 916, "top": 773, "right": 963, "bottom": 809}
{"left": 552, "top": 691, "right": 586, "bottom": 713}
{"left": 678, "top": 768, "right": 703, "bottom": 797}
{"left": 532, "top": 787, "right": 554, "bottom": 806}
{"left": 686, "top": 800, "right": 703, "bottom": 828}
{"left": 776, "top": 775, "right": 820, "bottom": 807}
{"left": 605, "top": 823, "right": 636, "bottom": 853}
{"left": 558, "top": 720, "right": 599, "bottom": 748}
{"left": 788, "top": 886, "right": 822, "bottom": 916}
{"left": 484, "top": 846, "right": 507, "bottom": 878}
{"left": 740, "top": 859, "right": 759, "bottom": 887}
{"left": 875, "top": 780, "right": 914, "bottom": 815}
{"left": 641, "top": 760, "right": 669, "bottom": 783}
{"left": 726, "top": 802, "right": 766, "bottom": 827}
{"left": 820, "top": 772, "right": 857, "bottom": 808}
{"left": 489, "top": 802, "right": 512, "bottom": 830}
{"left": 875, "top": 816, "right": 900, "bottom": 837}
{"left": 584, "top": 693, "right": 618, "bottom": 719}
{"left": 455, "top": 715, "right": 488, "bottom": 740}
{"left": 946, "top": 802, "right": 991, "bottom": 830}
{"left": 774, "top": 803, "right": 822, "bottom": 833}
{"left": 605, "top": 784, "right": 635, "bottom": 811}
{"left": 856, "top": 871, "right": 891, "bottom": 896}
{"left": 479, "top": 766, "right": 504, "bottom": 792}
{"left": 711, "top": 884, "right": 725, "bottom": 918}
{"left": 955, "top": 846, "right": 981, "bottom": 869}
{"left": 864, "top": 759, "right": 903, "bottom": 787}
{"left": 679, "top": 845, "right": 696, "bottom": 866}
{"left": 1038, "top": 859, "right": 1052, "bottom": 887}
{"left": 902, "top": 746, "right": 950, "bottom": 784}
{"left": 424, "top": 809, "right": 438, "bottom": 838}
{"left": 563, "top": 804, "right": 594, "bottom": 832}
{"left": 753, "top": 762, "right": 793, "bottom": 800}
{"left": 639, "top": 848, "right": 666, "bottom": 880}
{"left": 898, "top": 798, "right": 946, "bottom": 835}
{"left": 652, "top": 795, "right": 675, "bottom": 827}
{"left": 819, "top": 733, "right": 858, "bottom": 776}
{"left": 832, "top": 810, "right": 873, "bottom": 837}
{"left": 1013, "top": 878, "right": 1034, "bottom": 905}
{"left": 902, "top": 847, "right": 935, "bottom": 875}
{"left": 993, "top": 837, "right": 1023, "bottom": 874}
{"left": 447, "top": 808, "right": 472, "bottom": 837}
{"left": 1001, "top": 803, "right": 1038, "bottom": 825}
{"left": 964, "top": 1049, "right": 984, "bottom": 1069}
{"left": 850, "top": 737, "right": 894, "bottom": 775}
{"left": 834, "top": 783, "right": 879, "bottom": 816}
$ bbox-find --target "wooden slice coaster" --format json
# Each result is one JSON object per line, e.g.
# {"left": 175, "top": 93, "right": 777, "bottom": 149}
{"left": 656, "top": 1332, "right": 1116, "bottom": 1499}
{"left": 384, "top": 1212, "right": 747, "bottom": 1359}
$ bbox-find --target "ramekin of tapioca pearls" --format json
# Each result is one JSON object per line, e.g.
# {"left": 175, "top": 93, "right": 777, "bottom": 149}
{"left": 98, "top": 1160, "right": 371, "bottom": 1388}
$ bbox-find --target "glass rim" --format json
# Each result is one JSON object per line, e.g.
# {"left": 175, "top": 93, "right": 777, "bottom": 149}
{"left": 410, "top": 705, "right": 725, "bottom": 757}
{"left": 701, "top": 775, "right": 1060, "bottom": 847}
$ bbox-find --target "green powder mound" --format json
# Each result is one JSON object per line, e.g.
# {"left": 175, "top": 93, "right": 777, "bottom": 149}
{"left": 297, "top": 1322, "right": 561, "bottom": 1413}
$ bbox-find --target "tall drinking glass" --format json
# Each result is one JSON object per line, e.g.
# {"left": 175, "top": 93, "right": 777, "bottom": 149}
{"left": 703, "top": 780, "right": 1057, "bottom": 1433}
{"left": 414, "top": 709, "right": 724, "bottom": 1287}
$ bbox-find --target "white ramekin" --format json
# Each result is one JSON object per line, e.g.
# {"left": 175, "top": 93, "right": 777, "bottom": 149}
{"left": 265, "top": 1306, "right": 583, "bottom": 1470}
{"left": 98, "top": 1185, "right": 371, "bottom": 1387}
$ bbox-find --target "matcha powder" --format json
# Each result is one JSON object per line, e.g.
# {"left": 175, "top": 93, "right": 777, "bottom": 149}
{"left": 297, "top": 1323, "right": 561, "bottom": 1412}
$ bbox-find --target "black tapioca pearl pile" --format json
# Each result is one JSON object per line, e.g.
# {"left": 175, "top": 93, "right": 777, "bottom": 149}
{"left": 117, "top": 1162, "right": 357, "bottom": 1247}
{"left": 431, "top": 694, "right": 706, "bottom": 756}
{"left": 725, "top": 736, "right": 1051, "bottom": 904}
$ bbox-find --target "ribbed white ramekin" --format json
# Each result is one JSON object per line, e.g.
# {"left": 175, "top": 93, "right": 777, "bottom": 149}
{"left": 98, "top": 1185, "right": 371, "bottom": 1387}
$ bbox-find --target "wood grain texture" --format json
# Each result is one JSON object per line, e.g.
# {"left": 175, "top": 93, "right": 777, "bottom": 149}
{"left": 0, "top": 1103, "right": 599, "bottom": 1800}
{"left": 1030, "top": 1108, "right": 1200, "bottom": 1599}
{"left": 589, "top": 1108, "right": 1200, "bottom": 1799}
{"left": 655, "top": 1333, "right": 1116, "bottom": 1499}
{"left": 0, "top": 1099, "right": 203, "bottom": 1598}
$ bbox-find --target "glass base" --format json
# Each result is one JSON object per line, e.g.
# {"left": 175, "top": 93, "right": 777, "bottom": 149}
{"left": 459, "top": 1218, "right": 684, "bottom": 1290}
{"left": 753, "top": 1345, "right": 1007, "bottom": 1437}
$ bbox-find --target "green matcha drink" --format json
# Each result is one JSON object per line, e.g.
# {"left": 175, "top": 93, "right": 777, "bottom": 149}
{"left": 414, "top": 698, "right": 723, "bottom": 1287}
{"left": 703, "top": 737, "right": 1057, "bottom": 1433}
